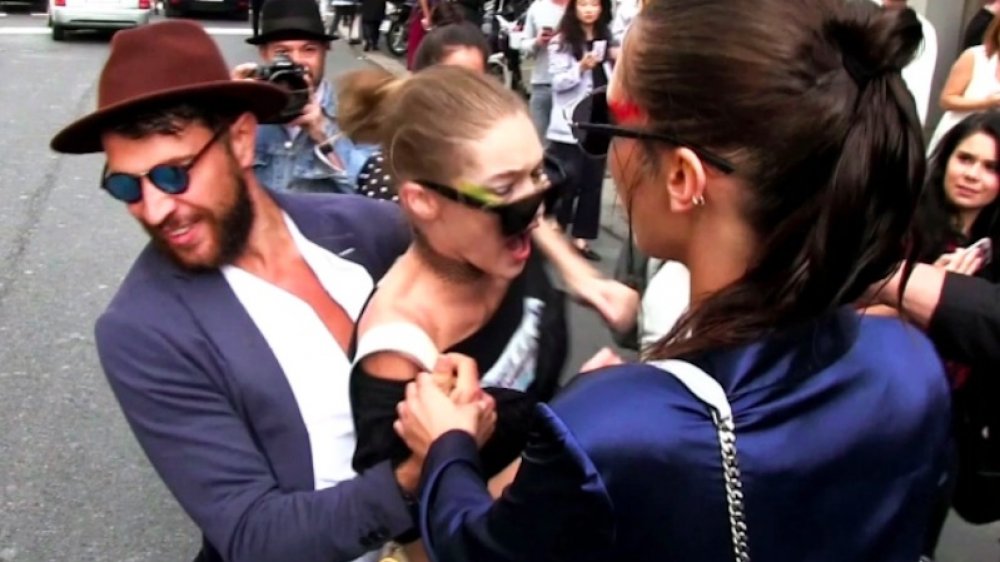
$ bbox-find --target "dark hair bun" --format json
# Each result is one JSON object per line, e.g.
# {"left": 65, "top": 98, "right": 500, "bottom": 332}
{"left": 828, "top": 2, "right": 924, "bottom": 81}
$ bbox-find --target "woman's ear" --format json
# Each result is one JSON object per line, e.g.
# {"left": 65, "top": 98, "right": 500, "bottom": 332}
{"left": 227, "top": 112, "right": 259, "bottom": 170}
{"left": 398, "top": 181, "right": 441, "bottom": 223}
{"left": 661, "top": 147, "right": 707, "bottom": 213}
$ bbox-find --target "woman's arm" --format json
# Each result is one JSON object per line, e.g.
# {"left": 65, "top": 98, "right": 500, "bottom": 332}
{"left": 549, "top": 42, "right": 586, "bottom": 92}
{"left": 532, "top": 220, "right": 601, "bottom": 290}
{"left": 940, "top": 50, "right": 999, "bottom": 112}
{"left": 396, "top": 378, "right": 615, "bottom": 562}
{"left": 417, "top": 0, "right": 431, "bottom": 29}
{"left": 871, "top": 262, "right": 1000, "bottom": 366}
{"left": 532, "top": 221, "right": 640, "bottom": 334}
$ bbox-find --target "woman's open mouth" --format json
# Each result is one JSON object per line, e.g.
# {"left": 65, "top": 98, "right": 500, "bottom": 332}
{"left": 505, "top": 231, "right": 532, "bottom": 262}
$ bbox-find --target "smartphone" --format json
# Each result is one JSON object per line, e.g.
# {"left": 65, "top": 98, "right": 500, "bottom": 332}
{"left": 967, "top": 237, "right": 993, "bottom": 265}
{"left": 591, "top": 39, "right": 607, "bottom": 60}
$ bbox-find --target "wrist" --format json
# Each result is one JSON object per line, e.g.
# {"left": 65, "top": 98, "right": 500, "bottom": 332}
{"left": 393, "top": 456, "right": 421, "bottom": 495}
{"left": 879, "top": 266, "right": 905, "bottom": 306}
{"left": 308, "top": 120, "right": 330, "bottom": 145}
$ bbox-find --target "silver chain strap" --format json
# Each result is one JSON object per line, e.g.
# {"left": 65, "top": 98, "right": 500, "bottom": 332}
{"left": 711, "top": 410, "right": 751, "bottom": 562}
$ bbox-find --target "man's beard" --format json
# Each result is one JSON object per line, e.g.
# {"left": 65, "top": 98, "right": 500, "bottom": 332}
{"left": 148, "top": 169, "right": 254, "bottom": 272}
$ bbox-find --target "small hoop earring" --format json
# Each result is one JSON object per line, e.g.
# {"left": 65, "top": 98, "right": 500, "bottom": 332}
{"left": 692, "top": 195, "right": 706, "bottom": 207}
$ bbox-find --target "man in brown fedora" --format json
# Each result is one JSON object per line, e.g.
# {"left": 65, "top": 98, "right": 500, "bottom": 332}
{"left": 235, "top": 0, "right": 377, "bottom": 194}
{"left": 51, "top": 20, "right": 423, "bottom": 562}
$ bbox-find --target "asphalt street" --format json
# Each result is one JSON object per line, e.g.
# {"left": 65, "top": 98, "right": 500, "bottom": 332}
{"left": 0, "top": 10, "right": 997, "bottom": 562}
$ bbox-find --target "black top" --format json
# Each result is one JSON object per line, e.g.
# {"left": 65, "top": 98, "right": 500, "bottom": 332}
{"left": 350, "top": 252, "right": 568, "bottom": 477}
{"left": 964, "top": 8, "right": 995, "bottom": 51}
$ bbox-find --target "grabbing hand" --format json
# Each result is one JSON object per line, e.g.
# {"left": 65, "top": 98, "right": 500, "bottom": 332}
{"left": 432, "top": 353, "right": 484, "bottom": 405}
{"left": 394, "top": 373, "right": 496, "bottom": 459}
{"left": 573, "top": 277, "right": 639, "bottom": 334}
{"left": 934, "top": 248, "right": 985, "bottom": 276}
{"left": 579, "top": 347, "right": 624, "bottom": 373}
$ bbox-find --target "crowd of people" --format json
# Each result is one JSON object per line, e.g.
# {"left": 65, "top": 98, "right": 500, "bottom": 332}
{"left": 45, "top": 0, "right": 1000, "bottom": 560}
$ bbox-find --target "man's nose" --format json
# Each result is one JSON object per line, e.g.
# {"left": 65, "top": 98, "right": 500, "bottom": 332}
{"left": 136, "top": 178, "right": 178, "bottom": 226}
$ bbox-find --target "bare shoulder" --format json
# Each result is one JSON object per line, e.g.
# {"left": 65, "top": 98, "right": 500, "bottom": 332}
{"left": 356, "top": 265, "right": 436, "bottom": 382}
{"left": 360, "top": 351, "right": 423, "bottom": 381}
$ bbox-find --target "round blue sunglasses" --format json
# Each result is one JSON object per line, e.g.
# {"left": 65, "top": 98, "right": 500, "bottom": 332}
{"left": 101, "top": 128, "right": 226, "bottom": 203}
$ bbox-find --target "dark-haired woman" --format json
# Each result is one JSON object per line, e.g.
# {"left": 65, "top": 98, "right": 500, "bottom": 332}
{"left": 395, "top": 0, "right": 950, "bottom": 560}
{"left": 916, "top": 111, "right": 1000, "bottom": 275}
{"left": 546, "top": 0, "right": 615, "bottom": 261}
{"left": 875, "top": 111, "right": 1000, "bottom": 555}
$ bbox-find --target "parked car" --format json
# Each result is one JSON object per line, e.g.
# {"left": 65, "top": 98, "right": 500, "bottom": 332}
{"left": 163, "top": 0, "right": 248, "bottom": 19}
{"left": 48, "top": 0, "right": 152, "bottom": 41}
{"left": 0, "top": 0, "right": 47, "bottom": 14}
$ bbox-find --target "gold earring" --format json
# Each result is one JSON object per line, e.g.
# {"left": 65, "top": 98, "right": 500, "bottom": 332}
{"left": 692, "top": 194, "right": 706, "bottom": 207}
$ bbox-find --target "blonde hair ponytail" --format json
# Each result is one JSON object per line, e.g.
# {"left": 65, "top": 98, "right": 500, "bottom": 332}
{"left": 336, "top": 68, "right": 407, "bottom": 145}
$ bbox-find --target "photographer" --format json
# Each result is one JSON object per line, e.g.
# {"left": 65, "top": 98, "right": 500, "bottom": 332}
{"left": 234, "top": 0, "right": 375, "bottom": 193}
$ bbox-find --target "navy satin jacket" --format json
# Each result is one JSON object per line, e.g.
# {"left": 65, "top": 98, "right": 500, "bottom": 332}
{"left": 418, "top": 309, "right": 951, "bottom": 561}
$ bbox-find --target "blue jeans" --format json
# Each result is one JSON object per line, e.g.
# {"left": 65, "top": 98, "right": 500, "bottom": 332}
{"left": 529, "top": 84, "right": 553, "bottom": 141}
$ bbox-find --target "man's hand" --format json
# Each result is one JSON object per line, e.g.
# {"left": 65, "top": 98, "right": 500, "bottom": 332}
{"left": 431, "top": 353, "right": 496, "bottom": 447}
{"left": 291, "top": 73, "right": 330, "bottom": 143}
{"left": 432, "top": 353, "right": 484, "bottom": 405}
{"left": 394, "top": 374, "right": 495, "bottom": 459}
{"left": 231, "top": 62, "right": 259, "bottom": 81}
{"left": 393, "top": 456, "right": 422, "bottom": 495}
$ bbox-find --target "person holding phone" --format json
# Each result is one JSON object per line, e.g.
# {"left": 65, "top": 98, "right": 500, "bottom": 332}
{"left": 879, "top": 110, "right": 1000, "bottom": 558}
{"left": 522, "top": 0, "right": 569, "bottom": 138}
{"left": 545, "top": 0, "right": 615, "bottom": 261}
{"left": 915, "top": 111, "right": 1000, "bottom": 282}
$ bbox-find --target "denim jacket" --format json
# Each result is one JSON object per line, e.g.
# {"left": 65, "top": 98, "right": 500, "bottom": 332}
{"left": 253, "top": 80, "right": 378, "bottom": 194}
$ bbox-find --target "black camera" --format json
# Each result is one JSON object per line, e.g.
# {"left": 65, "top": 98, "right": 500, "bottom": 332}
{"left": 254, "top": 54, "right": 310, "bottom": 123}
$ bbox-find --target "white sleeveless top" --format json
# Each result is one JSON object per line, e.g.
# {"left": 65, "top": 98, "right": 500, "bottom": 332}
{"left": 928, "top": 46, "right": 1000, "bottom": 153}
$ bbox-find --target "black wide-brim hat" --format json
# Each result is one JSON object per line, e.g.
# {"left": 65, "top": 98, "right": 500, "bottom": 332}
{"left": 51, "top": 21, "right": 289, "bottom": 154}
{"left": 246, "top": 0, "right": 337, "bottom": 45}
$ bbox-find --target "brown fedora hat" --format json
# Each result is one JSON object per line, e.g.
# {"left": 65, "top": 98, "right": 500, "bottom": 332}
{"left": 51, "top": 20, "right": 290, "bottom": 154}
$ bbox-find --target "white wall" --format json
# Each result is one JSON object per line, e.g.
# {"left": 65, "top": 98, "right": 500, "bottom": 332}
{"left": 922, "top": 0, "right": 983, "bottom": 134}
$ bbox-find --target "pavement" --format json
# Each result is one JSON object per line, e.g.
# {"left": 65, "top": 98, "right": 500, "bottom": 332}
{"left": 0, "top": 12, "right": 992, "bottom": 562}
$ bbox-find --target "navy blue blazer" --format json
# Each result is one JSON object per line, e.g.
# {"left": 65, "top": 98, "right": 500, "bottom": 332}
{"left": 418, "top": 310, "right": 951, "bottom": 561}
{"left": 95, "top": 192, "right": 412, "bottom": 562}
